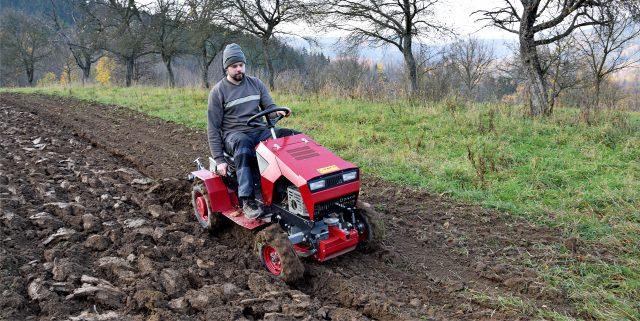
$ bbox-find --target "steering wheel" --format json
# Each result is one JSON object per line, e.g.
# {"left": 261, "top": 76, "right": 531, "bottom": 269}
{"left": 246, "top": 107, "right": 291, "bottom": 128}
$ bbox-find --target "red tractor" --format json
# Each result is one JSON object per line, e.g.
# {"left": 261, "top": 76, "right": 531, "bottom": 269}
{"left": 188, "top": 107, "right": 380, "bottom": 283}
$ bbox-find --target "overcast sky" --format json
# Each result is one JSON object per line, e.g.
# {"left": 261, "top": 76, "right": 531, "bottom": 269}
{"left": 439, "top": 0, "right": 516, "bottom": 39}
{"left": 137, "top": 0, "right": 516, "bottom": 40}
{"left": 278, "top": 0, "right": 517, "bottom": 40}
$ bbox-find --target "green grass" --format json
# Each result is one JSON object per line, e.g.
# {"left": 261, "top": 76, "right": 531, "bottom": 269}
{"left": 3, "top": 85, "right": 639, "bottom": 320}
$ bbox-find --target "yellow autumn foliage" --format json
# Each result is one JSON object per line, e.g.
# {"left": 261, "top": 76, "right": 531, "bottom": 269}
{"left": 95, "top": 57, "right": 116, "bottom": 86}
{"left": 37, "top": 72, "right": 56, "bottom": 87}
{"left": 60, "top": 65, "right": 70, "bottom": 86}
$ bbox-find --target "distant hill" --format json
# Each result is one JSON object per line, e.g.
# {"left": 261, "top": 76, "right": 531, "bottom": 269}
{"left": 284, "top": 36, "right": 515, "bottom": 64}
{"left": 0, "top": 0, "right": 74, "bottom": 23}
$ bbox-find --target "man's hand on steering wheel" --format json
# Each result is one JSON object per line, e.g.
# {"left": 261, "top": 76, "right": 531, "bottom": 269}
{"left": 216, "top": 162, "right": 228, "bottom": 176}
{"left": 275, "top": 110, "right": 290, "bottom": 118}
{"left": 246, "top": 107, "right": 292, "bottom": 127}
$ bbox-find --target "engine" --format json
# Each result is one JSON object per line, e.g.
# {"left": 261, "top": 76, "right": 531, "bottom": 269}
{"left": 277, "top": 182, "right": 362, "bottom": 261}
{"left": 286, "top": 186, "right": 308, "bottom": 217}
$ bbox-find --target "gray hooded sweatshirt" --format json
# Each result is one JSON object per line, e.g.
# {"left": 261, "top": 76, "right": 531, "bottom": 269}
{"left": 207, "top": 75, "right": 277, "bottom": 164}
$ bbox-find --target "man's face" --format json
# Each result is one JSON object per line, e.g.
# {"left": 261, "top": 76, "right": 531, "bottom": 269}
{"left": 227, "top": 62, "right": 245, "bottom": 81}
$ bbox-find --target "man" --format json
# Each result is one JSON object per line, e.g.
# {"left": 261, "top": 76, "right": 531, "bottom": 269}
{"left": 207, "top": 43, "right": 298, "bottom": 219}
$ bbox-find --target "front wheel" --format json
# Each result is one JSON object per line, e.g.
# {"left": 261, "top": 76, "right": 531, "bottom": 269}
{"left": 355, "top": 201, "right": 384, "bottom": 253}
{"left": 254, "top": 225, "right": 304, "bottom": 284}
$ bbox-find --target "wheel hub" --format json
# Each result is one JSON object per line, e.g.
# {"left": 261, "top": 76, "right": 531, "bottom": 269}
{"left": 262, "top": 245, "right": 282, "bottom": 275}
{"left": 196, "top": 195, "right": 208, "bottom": 221}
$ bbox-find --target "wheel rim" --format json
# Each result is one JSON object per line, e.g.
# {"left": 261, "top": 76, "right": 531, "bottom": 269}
{"left": 262, "top": 245, "right": 282, "bottom": 275}
{"left": 195, "top": 193, "right": 208, "bottom": 221}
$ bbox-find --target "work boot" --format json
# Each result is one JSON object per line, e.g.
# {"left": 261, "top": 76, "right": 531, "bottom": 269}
{"left": 242, "top": 198, "right": 263, "bottom": 219}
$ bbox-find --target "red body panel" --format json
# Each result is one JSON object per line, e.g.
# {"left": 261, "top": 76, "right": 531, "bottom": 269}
{"left": 267, "top": 134, "right": 356, "bottom": 180}
{"left": 221, "top": 209, "right": 268, "bottom": 229}
{"left": 256, "top": 134, "right": 359, "bottom": 220}
{"left": 315, "top": 226, "right": 360, "bottom": 262}
{"left": 192, "top": 169, "right": 234, "bottom": 213}
{"left": 191, "top": 169, "right": 268, "bottom": 230}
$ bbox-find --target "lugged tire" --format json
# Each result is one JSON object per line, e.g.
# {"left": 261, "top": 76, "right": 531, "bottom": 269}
{"left": 254, "top": 225, "right": 304, "bottom": 284}
{"left": 355, "top": 200, "right": 385, "bottom": 253}
{"left": 191, "top": 183, "right": 226, "bottom": 231}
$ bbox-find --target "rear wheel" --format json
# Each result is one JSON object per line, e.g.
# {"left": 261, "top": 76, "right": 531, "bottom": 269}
{"left": 191, "top": 183, "right": 225, "bottom": 231}
{"left": 254, "top": 225, "right": 303, "bottom": 284}
{"left": 355, "top": 201, "right": 384, "bottom": 253}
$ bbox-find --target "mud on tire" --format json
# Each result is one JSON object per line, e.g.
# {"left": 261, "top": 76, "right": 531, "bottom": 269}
{"left": 254, "top": 225, "right": 304, "bottom": 284}
{"left": 355, "top": 201, "right": 385, "bottom": 253}
{"left": 191, "top": 183, "right": 226, "bottom": 231}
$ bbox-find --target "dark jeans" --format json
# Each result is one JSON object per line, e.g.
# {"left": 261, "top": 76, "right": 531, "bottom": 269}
{"left": 224, "top": 127, "right": 300, "bottom": 198}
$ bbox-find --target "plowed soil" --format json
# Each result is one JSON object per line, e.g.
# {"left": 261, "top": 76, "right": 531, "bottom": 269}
{"left": 0, "top": 93, "right": 578, "bottom": 321}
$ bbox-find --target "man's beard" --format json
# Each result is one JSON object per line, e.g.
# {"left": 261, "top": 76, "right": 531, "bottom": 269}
{"left": 232, "top": 72, "right": 244, "bottom": 81}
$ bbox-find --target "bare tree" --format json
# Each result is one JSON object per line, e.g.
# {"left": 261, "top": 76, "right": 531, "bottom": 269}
{"left": 449, "top": 37, "right": 495, "bottom": 99}
{"left": 149, "top": 0, "right": 187, "bottom": 87}
{"left": 0, "top": 10, "right": 54, "bottom": 86}
{"left": 621, "top": 0, "right": 639, "bottom": 21}
{"left": 476, "top": 0, "right": 611, "bottom": 116}
{"left": 90, "top": 0, "right": 154, "bottom": 87}
{"left": 316, "top": 0, "right": 451, "bottom": 96}
{"left": 325, "top": 48, "right": 369, "bottom": 97}
{"left": 185, "top": 0, "right": 233, "bottom": 88}
{"left": 302, "top": 50, "right": 329, "bottom": 99}
{"left": 219, "top": 0, "right": 308, "bottom": 90}
{"left": 542, "top": 35, "right": 585, "bottom": 112}
{"left": 576, "top": 7, "right": 640, "bottom": 109}
{"left": 50, "top": 0, "right": 103, "bottom": 85}
{"left": 414, "top": 44, "right": 441, "bottom": 84}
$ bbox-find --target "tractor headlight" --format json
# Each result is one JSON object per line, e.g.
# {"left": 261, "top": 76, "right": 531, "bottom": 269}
{"left": 309, "top": 179, "right": 326, "bottom": 191}
{"left": 309, "top": 169, "right": 358, "bottom": 192}
{"left": 342, "top": 170, "right": 358, "bottom": 182}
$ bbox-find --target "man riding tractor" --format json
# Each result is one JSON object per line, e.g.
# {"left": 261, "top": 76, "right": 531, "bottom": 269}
{"left": 194, "top": 43, "right": 382, "bottom": 281}
{"left": 208, "top": 43, "right": 297, "bottom": 219}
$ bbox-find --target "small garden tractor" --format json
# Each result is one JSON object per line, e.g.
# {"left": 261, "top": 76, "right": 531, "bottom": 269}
{"left": 188, "top": 107, "right": 381, "bottom": 283}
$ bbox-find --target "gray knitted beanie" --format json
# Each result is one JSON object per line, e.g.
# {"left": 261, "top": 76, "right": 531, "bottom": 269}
{"left": 223, "top": 43, "right": 246, "bottom": 69}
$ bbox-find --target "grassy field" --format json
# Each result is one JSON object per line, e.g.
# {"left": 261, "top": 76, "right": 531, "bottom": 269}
{"left": 3, "top": 85, "right": 639, "bottom": 320}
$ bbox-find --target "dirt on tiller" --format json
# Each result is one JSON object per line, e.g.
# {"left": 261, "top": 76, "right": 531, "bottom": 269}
{"left": 0, "top": 93, "right": 578, "bottom": 321}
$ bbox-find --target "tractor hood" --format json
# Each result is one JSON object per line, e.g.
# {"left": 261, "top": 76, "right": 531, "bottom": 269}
{"left": 263, "top": 134, "right": 357, "bottom": 182}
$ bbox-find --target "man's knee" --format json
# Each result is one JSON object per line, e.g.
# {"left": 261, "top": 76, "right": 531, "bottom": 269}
{"left": 234, "top": 143, "right": 254, "bottom": 158}
{"left": 225, "top": 133, "right": 255, "bottom": 157}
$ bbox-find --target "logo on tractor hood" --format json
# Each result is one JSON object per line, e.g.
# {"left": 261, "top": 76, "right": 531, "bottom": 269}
{"left": 317, "top": 165, "right": 340, "bottom": 174}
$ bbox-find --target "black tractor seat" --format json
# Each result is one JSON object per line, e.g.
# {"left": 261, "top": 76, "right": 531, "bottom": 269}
{"left": 222, "top": 151, "right": 236, "bottom": 175}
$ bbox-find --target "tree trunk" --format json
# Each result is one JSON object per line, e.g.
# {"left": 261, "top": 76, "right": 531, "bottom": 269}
{"left": 26, "top": 66, "right": 35, "bottom": 86}
{"left": 66, "top": 64, "right": 72, "bottom": 86}
{"left": 464, "top": 76, "right": 474, "bottom": 99}
{"left": 262, "top": 38, "right": 275, "bottom": 90}
{"left": 549, "top": 78, "right": 558, "bottom": 114}
{"left": 201, "top": 64, "right": 210, "bottom": 89}
{"left": 125, "top": 58, "right": 134, "bottom": 87}
{"left": 401, "top": 25, "right": 418, "bottom": 96}
{"left": 163, "top": 55, "right": 175, "bottom": 87}
{"left": 594, "top": 78, "right": 602, "bottom": 109}
{"left": 81, "top": 66, "right": 90, "bottom": 86}
{"left": 402, "top": 44, "right": 419, "bottom": 96}
{"left": 201, "top": 45, "right": 210, "bottom": 89}
{"left": 519, "top": 37, "right": 550, "bottom": 116}
{"left": 81, "top": 56, "right": 91, "bottom": 86}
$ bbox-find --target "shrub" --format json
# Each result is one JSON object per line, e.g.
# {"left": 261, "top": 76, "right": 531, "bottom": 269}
{"left": 37, "top": 72, "right": 56, "bottom": 87}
